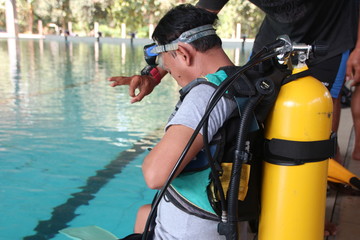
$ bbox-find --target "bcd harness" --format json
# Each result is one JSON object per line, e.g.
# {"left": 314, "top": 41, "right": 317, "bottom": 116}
{"left": 163, "top": 62, "right": 338, "bottom": 227}
{"left": 164, "top": 66, "right": 264, "bottom": 223}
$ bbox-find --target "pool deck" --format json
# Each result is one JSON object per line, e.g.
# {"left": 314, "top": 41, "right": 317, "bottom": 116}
{"left": 326, "top": 107, "right": 360, "bottom": 240}
{"left": 0, "top": 33, "right": 255, "bottom": 50}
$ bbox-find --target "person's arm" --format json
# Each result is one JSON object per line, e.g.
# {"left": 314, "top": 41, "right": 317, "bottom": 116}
{"left": 142, "top": 84, "right": 235, "bottom": 189}
{"left": 108, "top": 1, "right": 228, "bottom": 103}
{"left": 108, "top": 66, "right": 167, "bottom": 103}
{"left": 142, "top": 125, "right": 203, "bottom": 189}
{"left": 346, "top": 10, "right": 360, "bottom": 86}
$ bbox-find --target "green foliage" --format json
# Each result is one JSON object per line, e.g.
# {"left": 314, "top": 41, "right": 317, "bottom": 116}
{"left": 0, "top": 0, "right": 5, "bottom": 30}
{"left": 218, "top": 0, "right": 264, "bottom": 38}
{"left": 1, "top": 0, "right": 264, "bottom": 38}
{"left": 98, "top": 24, "right": 121, "bottom": 37}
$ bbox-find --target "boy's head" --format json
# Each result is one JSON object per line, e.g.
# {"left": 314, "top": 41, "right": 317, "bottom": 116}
{"left": 144, "top": 4, "right": 230, "bottom": 86}
{"left": 144, "top": 4, "right": 222, "bottom": 68}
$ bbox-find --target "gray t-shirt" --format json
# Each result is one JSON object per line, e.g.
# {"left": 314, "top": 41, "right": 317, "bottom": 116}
{"left": 154, "top": 84, "right": 237, "bottom": 239}
{"left": 165, "top": 84, "right": 237, "bottom": 141}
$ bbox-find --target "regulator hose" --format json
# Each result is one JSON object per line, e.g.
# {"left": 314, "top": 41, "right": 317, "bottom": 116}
{"left": 217, "top": 94, "right": 263, "bottom": 240}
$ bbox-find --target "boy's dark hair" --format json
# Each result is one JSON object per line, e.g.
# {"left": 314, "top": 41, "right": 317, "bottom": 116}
{"left": 152, "top": 4, "right": 222, "bottom": 52}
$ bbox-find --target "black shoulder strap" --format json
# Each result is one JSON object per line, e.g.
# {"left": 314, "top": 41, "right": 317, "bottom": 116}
{"left": 282, "top": 69, "right": 312, "bottom": 85}
{"left": 179, "top": 78, "right": 218, "bottom": 101}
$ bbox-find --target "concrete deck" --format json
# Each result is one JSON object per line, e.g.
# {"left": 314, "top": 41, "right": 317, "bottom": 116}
{"left": 326, "top": 107, "right": 360, "bottom": 240}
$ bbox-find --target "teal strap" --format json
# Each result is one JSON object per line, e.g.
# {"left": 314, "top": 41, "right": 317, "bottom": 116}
{"left": 203, "top": 70, "right": 228, "bottom": 86}
{"left": 171, "top": 169, "right": 216, "bottom": 214}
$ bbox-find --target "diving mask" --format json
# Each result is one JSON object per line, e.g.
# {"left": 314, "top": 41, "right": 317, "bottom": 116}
{"left": 144, "top": 24, "right": 217, "bottom": 67}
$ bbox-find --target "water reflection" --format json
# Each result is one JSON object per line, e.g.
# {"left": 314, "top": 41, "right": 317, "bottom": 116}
{"left": 1, "top": 39, "right": 251, "bottom": 134}
{"left": 7, "top": 38, "right": 21, "bottom": 100}
{"left": 121, "top": 42, "right": 126, "bottom": 65}
{"left": 94, "top": 41, "right": 99, "bottom": 62}
{"left": 0, "top": 38, "right": 181, "bottom": 157}
{"left": 0, "top": 39, "right": 252, "bottom": 134}
{"left": 39, "top": 39, "right": 44, "bottom": 56}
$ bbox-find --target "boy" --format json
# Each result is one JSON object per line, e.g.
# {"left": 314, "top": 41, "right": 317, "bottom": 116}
{"left": 125, "top": 4, "right": 237, "bottom": 239}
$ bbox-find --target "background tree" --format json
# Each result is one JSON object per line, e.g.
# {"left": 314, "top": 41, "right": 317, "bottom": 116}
{"left": 0, "top": 0, "right": 264, "bottom": 38}
{"left": 0, "top": 0, "right": 5, "bottom": 31}
{"left": 28, "top": 0, "right": 74, "bottom": 34}
{"left": 218, "top": 0, "right": 264, "bottom": 38}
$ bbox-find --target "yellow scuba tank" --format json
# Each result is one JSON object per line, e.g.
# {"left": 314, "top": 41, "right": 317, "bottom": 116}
{"left": 258, "top": 65, "right": 333, "bottom": 240}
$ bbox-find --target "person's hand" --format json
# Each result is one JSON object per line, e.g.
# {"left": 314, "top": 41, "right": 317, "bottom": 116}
{"left": 346, "top": 48, "right": 360, "bottom": 86}
{"left": 108, "top": 75, "right": 159, "bottom": 103}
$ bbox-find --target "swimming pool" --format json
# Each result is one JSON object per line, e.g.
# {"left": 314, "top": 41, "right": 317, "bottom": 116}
{"left": 0, "top": 38, "right": 251, "bottom": 240}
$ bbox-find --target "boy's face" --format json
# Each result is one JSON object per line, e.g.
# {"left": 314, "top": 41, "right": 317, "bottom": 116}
{"left": 160, "top": 51, "right": 184, "bottom": 84}
{"left": 158, "top": 52, "right": 172, "bottom": 73}
{"left": 156, "top": 43, "right": 195, "bottom": 87}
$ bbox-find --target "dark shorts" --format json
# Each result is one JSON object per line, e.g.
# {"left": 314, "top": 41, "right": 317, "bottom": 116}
{"left": 310, "top": 50, "right": 350, "bottom": 99}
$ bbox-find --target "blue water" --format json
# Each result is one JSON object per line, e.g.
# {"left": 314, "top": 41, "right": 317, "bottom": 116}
{"left": 0, "top": 38, "right": 250, "bottom": 240}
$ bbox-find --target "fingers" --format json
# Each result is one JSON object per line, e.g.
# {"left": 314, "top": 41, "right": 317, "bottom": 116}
{"left": 346, "top": 49, "right": 360, "bottom": 85}
{"left": 129, "top": 75, "right": 142, "bottom": 98}
{"left": 353, "top": 65, "right": 360, "bottom": 84}
{"left": 108, "top": 74, "right": 157, "bottom": 103}
{"left": 108, "top": 76, "right": 131, "bottom": 87}
{"left": 346, "top": 56, "right": 356, "bottom": 82}
{"left": 131, "top": 96, "right": 142, "bottom": 104}
{"left": 346, "top": 65, "right": 360, "bottom": 86}
{"left": 108, "top": 75, "right": 144, "bottom": 103}
{"left": 131, "top": 89, "right": 148, "bottom": 103}
{"left": 346, "top": 63, "right": 353, "bottom": 81}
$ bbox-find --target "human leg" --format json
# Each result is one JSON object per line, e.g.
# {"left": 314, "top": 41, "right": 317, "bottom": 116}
{"left": 351, "top": 86, "right": 360, "bottom": 160}
{"left": 310, "top": 51, "right": 349, "bottom": 162}
{"left": 332, "top": 97, "right": 342, "bottom": 133}
{"left": 134, "top": 204, "right": 152, "bottom": 233}
{"left": 332, "top": 96, "right": 342, "bottom": 162}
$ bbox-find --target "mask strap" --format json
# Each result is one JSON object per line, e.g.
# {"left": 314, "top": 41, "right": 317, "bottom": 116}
{"left": 151, "top": 43, "right": 179, "bottom": 54}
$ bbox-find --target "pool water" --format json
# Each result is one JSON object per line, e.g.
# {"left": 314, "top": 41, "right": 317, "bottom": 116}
{"left": 0, "top": 38, "right": 250, "bottom": 240}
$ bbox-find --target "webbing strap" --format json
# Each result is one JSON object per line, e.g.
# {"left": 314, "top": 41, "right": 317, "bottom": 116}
{"left": 282, "top": 69, "right": 312, "bottom": 85}
{"left": 264, "top": 132, "right": 337, "bottom": 165}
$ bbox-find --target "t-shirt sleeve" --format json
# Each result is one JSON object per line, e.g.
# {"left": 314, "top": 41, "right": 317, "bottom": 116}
{"left": 165, "top": 84, "right": 236, "bottom": 142}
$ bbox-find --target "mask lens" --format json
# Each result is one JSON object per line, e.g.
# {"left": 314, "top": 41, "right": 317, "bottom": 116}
{"left": 144, "top": 43, "right": 158, "bottom": 67}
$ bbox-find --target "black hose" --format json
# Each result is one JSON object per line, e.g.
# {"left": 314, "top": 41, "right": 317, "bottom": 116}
{"left": 248, "top": 39, "right": 285, "bottom": 64}
{"left": 225, "top": 94, "right": 263, "bottom": 240}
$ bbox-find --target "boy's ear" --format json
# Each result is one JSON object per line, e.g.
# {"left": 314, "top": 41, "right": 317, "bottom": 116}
{"left": 176, "top": 44, "right": 193, "bottom": 66}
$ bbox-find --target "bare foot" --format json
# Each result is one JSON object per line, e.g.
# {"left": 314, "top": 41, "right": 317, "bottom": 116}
{"left": 335, "top": 145, "right": 343, "bottom": 164}
{"left": 324, "top": 222, "right": 337, "bottom": 236}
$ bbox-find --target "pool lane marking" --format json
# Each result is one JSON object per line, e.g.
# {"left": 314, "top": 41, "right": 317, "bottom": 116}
{"left": 23, "top": 131, "right": 161, "bottom": 240}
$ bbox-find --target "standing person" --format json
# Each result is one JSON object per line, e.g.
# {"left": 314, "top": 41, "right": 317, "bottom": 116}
{"left": 206, "top": 0, "right": 359, "bottom": 163}
{"left": 347, "top": 39, "right": 360, "bottom": 161}
{"left": 109, "top": 0, "right": 360, "bottom": 163}
{"left": 118, "top": 4, "right": 240, "bottom": 239}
